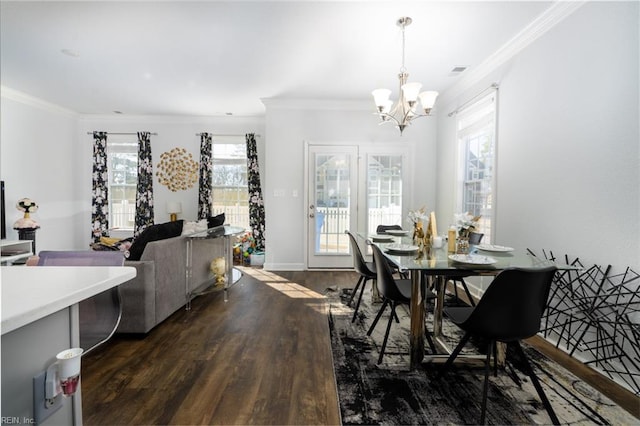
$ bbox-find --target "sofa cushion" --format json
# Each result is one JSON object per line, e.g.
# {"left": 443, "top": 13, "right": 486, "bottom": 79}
{"left": 181, "top": 219, "right": 208, "bottom": 236}
{"left": 207, "top": 213, "right": 225, "bottom": 228}
{"left": 126, "top": 220, "right": 184, "bottom": 261}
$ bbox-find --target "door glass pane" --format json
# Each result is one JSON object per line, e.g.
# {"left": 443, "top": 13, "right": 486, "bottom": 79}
{"left": 314, "top": 154, "right": 350, "bottom": 255}
{"left": 367, "top": 154, "right": 403, "bottom": 234}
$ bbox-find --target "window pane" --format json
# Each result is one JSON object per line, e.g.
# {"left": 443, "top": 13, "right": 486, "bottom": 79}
{"left": 107, "top": 140, "right": 137, "bottom": 230}
{"left": 314, "top": 154, "right": 351, "bottom": 255}
{"left": 212, "top": 140, "right": 249, "bottom": 230}
{"left": 457, "top": 92, "right": 496, "bottom": 243}
{"left": 367, "top": 154, "right": 403, "bottom": 234}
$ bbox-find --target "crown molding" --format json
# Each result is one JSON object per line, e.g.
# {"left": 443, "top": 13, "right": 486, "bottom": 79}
{"left": 441, "top": 1, "right": 586, "bottom": 103}
{"left": 0, "top": 86, "right": 78, "bottom": 118}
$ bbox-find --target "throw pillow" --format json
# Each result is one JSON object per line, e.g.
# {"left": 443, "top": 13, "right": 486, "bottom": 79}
{"left": 181, "top": 221, "right": 197, "bottom": 235}
{"left": 126, "top": 220, "right": 184, "bottom": 261}
{"left": 181, "top": 219, "right": 209, "bottom": 236}
{"left": 207, "top": 213, "right": 225, "bottom": 228}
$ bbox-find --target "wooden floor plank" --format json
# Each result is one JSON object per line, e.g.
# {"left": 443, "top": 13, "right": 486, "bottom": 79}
{"left": 83, "top": 268, "right": 635, "bottom": 423}
{"left": 82, "top": 268, "right": 346, "bottom": 425}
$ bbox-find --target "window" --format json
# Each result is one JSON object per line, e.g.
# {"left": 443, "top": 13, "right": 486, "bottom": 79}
{"left": 212, "top": 137, "right": 249, "bottom": 229}
{"left": 456, "top": 91, "right": 497, "bottom": 242}
{"left": 107, "top": 137, "right": 137, "bottom": 230}
{"left": 367, "top": 154, "right": 403, "bottom": 233}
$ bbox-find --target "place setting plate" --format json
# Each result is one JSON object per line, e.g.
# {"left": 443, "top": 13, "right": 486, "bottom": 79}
{"left": 370, "top": 234, "right": 395, "bottom": 242}
{"left": 476, "top": 244, "right": 514, "bottom": 252}
{"left": 385, "top": 229, "right": 410, "bottom": 237}
{"left": 448, "top": 254, "right": 497, "bottom": 265}
{"left": 385, "top": 243, "right": 419, "bottom": 254}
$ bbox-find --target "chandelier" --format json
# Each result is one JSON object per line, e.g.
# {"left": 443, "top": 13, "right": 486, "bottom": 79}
{"left": 372, "top": 17, "right": 439, "bottom": 135}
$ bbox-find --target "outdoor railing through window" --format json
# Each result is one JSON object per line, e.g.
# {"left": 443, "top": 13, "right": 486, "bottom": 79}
{"left": 315, "top": 207, "right": 403, "bottom": 253}
{"left": 110, "top": 201, "right": 135, "bottom": 229}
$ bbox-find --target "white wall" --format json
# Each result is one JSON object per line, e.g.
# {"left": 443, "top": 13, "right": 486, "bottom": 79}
{"left": 436, "top": 1, "right": 639, "bottom": 271}
{"left": 262, "top": 99, "right": 437, "bottom": 270}
{"left": 1, "top": 90, "right": 264, "bottom": 252}
{"left": 77, "top": 114, "right": 265, "bottom": 240}
{"left": 3, "top": 2, "right": 636, "bottom": 272}
{"left": 1, "top": 91, "right": 84, "bottom": 251}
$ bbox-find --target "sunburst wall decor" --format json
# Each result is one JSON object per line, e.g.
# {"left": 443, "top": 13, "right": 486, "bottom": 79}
{"left": 156, "top": 147, "right": 199, "bottom": 192}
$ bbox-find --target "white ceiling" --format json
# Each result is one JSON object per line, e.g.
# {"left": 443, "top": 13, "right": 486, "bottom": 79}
{"left": 1, "top": 1, "right": 552, "bottom": 117}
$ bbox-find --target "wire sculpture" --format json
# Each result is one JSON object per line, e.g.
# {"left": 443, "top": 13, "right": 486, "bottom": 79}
{"left": 528, "top": 248, "right": 640, "bottom": 396}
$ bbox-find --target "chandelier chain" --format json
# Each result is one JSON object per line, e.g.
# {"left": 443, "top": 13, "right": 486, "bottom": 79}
{"left": 400, "top": 24, "right": 406, "bottom": 73}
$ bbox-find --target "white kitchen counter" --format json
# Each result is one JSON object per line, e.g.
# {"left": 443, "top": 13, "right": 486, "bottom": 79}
{"left": 1, "top": 266, "right": 136, "bottom": 335}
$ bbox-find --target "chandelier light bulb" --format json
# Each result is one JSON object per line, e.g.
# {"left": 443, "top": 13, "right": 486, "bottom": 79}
{"left": 418, "top": 91, "right": 439, "bottom": 114}
{"left": 372, "top": 89, "right": 392, "bottom": 109}
{"left": 401, "top": 82, "right": 422, "bottom": 104}
{"left": 382, "top": 99, "right": 393, "bottom": 114}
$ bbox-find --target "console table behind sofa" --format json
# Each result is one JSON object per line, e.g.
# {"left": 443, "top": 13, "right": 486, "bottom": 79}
{"left": 117, "top": 234, "right": 224, "bottom": 334}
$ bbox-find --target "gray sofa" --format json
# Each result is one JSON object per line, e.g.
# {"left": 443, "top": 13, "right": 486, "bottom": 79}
{"left": 117, "top": 234, "right": 225, "bottom": 334}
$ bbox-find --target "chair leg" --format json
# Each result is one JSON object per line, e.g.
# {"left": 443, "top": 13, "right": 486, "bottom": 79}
{"left": 442, "top": 331, "right": 472, "bottom": 371}
{"left": 453, "top": 279, "right": 460, "bottom": 301}
{"left": 424, "top": 328, "right": 437, "bottom": 354}
{"left": 351, "top": 277, "right": 369, "bottom": 322}
{"left": 480, "top": 341, "right": 494, "bottom": 425}
{"left": 452, "top": 278, "right": 476, "bottom": 307}
{"left": 378, "top": 302, "right": 396, "bottom": 364}
{"left": 493, "top": 341, "right": 498, "bottom": 377}
{"left": 347, "top": 276, "right": 364, "bottom": 307}
{"left": 367, "top": 299, "right": 389, "bottom": 336}
{"left": 512, "top": 342, "right": 560, "bottom": 425}
{"left": 460, "top": 279, "right": 476, "bottom": 307}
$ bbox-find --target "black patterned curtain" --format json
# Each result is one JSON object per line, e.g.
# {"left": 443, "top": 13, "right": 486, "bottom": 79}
{"left": 134, "top": 132, "right": 154, "bottom": 237}
{"left": 198, "top": 132, "right": 213, "bottom": 219}
{"left": 91, "top": 131, "right": 109, "bottom": 242}
{"left": 246, "top": 133, "right": 265, "bottom": 251}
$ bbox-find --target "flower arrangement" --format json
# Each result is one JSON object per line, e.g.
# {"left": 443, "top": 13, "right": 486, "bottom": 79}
{"left": 16, "top": 198, "right": 38, "bottom": 214}
{"left": 454, "top": 212, "right": 481, "bottom": 238}
{"left": 407, "top": 206, "right": 429, "bottom": 245}
{"left": 407, "top": 206, "right": 429, "bottom": 226}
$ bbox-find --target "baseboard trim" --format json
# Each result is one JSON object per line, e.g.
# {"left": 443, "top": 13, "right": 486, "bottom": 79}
{"left": 527, "top": 336, "right": 639, "bottom": 419}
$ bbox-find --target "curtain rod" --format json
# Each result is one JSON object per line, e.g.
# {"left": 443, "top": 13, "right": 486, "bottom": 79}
{"left": 448, "top": 83, "right": 499, "bottom": 117}
{"left": 195, "top": 133, "right": 261, "bottom": 137}
{"left": 86, "top": 132, "right": 158, "bottom": 136}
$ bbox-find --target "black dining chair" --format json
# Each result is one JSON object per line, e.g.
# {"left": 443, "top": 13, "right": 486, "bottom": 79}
{"left": 441, "top": 266, "right": 560, "bottom": 425}
{"left": 450, "top": 231, "right": 485, "bottom": 306}
{"left": 376, "top": 224, "right": 403, "bottom": 234}
{"left": 375, "top": 224, "right": 408, "bottom": 279}
{"left": 367, "top": 243, "right": 437, "bottom": 364}
{"left": 345, "top": 230, "right": 377, "bottom": 323}
{"left": 37, "top": 250, "right": 126, "bottom": 355}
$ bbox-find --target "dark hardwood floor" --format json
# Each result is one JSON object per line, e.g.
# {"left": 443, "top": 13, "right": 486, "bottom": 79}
{"left": 82, "top": 268, "right": 638, "bottom": 424}
{"left": 82, "top": 268, "right": 354, "bottom": 425}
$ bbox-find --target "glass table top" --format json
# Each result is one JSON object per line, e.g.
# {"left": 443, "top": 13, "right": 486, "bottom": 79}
{"left": 187, "top": 225, "right": 245, "bottom": 239}
{"left": 369, "top": 236, "right": 578, "bottom": 275}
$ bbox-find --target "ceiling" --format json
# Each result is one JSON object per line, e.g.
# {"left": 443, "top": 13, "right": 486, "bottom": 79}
{"left": 0, "top": 1, "right": 552, "bottom": 117}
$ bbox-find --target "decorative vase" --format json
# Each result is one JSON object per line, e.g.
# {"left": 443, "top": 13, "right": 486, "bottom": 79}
{"left": 412, "top": 222, "right": 424, "bottom": 246}
{"left": 456, "top": 237, "right": 470, "bottom": 254}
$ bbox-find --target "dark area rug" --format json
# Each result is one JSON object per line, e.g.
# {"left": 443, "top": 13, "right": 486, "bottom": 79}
{"left": 327, "top": 286, "right": 636, "bottom": 425}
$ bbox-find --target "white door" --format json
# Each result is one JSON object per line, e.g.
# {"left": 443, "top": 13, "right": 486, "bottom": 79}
{"left": 306, "top": 145, "right": 358, "bottom": 268}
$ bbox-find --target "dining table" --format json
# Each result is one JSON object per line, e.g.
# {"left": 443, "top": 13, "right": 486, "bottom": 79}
{"left": 364, "top": 232, "right": 578, "bottom": 370}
